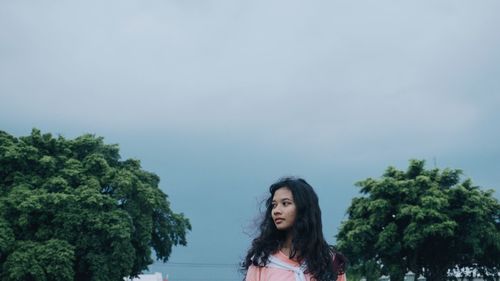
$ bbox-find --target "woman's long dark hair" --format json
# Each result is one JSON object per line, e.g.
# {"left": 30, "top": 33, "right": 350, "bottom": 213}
{"left": 242, "top": 177, "right": 346, "bottom": 281}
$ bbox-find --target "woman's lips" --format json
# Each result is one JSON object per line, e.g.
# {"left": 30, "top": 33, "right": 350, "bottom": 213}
{"left": 274, "top": 218, "right": 284, "bottom": 224}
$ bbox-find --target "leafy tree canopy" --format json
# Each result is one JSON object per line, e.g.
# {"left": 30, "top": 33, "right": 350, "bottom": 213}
{"left": 336, "top": 160, "right": 499, "bottom": 281}
{"left": 0, "top": 129, "right": 191, "bottom": 281}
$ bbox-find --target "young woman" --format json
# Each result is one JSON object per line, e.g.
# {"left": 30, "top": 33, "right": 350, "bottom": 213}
{"left": 243, "top": 177, "right": 347, "bottom": 281}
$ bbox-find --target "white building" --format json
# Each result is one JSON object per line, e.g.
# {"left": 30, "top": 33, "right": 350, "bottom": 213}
{"left": 363, "top": 270, "right": 497, "bottom": 281}
{"left": 124, "top": 272, "right": 165, "bottom": 281}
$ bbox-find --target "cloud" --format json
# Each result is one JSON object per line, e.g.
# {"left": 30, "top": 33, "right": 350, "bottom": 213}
{"left": 1, "top": 0, "right": 499, "bottom": 157}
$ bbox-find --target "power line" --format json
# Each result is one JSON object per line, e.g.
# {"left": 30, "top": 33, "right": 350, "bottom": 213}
{"left": 169, "top": 278, "right": 236, "bottom": 281}
{"left": 154, "top": 261, "right": 240, "bottom": 268}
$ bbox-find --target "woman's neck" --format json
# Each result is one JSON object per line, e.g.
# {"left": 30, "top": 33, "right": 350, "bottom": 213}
{"left": 280, "top": 232, "right": 294, "bottom": 257}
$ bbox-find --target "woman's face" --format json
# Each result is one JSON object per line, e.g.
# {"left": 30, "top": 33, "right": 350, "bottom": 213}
{"left": 271, "top": 187, "right": 297, "bottom": 231}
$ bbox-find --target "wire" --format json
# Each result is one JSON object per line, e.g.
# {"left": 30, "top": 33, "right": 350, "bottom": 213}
{"left": 130, "top": 274, "right": 240, "bottom": 281}
{"left": 154, "top": 262, "right": 240, "bottom": 268}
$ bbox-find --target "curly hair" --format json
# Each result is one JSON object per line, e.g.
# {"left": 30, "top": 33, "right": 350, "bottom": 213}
{"left": 242, "top": 177, "right": 346, "bottom": 281}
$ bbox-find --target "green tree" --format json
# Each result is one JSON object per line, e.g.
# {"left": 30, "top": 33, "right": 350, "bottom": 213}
{"left": 336, "top": 160, "right": 499, "bottom": 281}
{"left": 0, "top": 129, "right": 191, "bottom": 281}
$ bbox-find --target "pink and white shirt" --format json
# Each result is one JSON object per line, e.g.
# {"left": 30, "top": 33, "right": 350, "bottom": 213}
{"left": 245, "top": 251, "right": 346, "bottom": 281}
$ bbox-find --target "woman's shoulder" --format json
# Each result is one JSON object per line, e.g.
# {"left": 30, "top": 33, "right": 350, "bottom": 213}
{"left": 245, "top": 264, "right": 261, "bottom": 281}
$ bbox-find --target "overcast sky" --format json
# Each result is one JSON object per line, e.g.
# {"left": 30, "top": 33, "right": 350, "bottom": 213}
{"left": 1, "top": 1, "right": 499, "bottom": 280}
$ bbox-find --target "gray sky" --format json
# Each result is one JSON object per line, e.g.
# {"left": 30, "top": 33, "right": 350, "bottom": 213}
{"left": 1, "top": 1, "right": 500, "bottom": 280}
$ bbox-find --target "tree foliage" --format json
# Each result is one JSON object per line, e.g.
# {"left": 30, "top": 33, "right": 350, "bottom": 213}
{"left": 0, "top": 129, "right": 191, "bottom": 281}
{"left": 336, "top": 160, "right": 499, "bottom": 281}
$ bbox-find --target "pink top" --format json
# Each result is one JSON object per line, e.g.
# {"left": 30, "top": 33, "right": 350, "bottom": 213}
{"left": 245, "top": 251, "right": 346, "bottom": 281}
